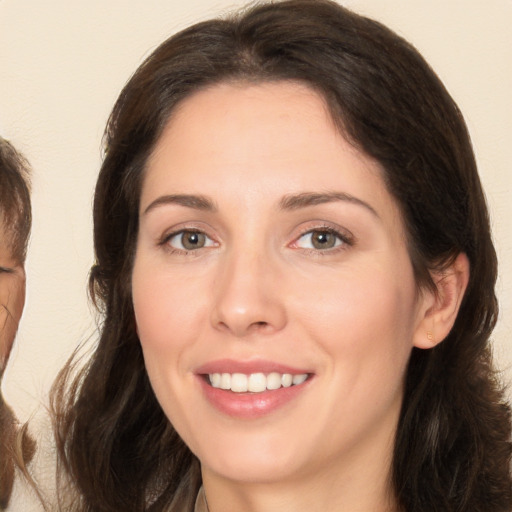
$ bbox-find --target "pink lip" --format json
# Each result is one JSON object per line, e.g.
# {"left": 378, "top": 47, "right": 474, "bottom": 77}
{"left": 195, "top": 359, "right": 313, "bottom": 419}
{"left": 195, "top": 358, "right": 311, "bottom": 375}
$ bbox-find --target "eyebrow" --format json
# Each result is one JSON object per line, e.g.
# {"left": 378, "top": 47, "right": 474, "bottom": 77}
{"left": 143, "top": 194, "right": 217, "bottom": 215}
{"left": 142, "top": 191, "right": 379, "bottom": 218}
{"left": 279, "top": 192, "right": 379, "bottom": 218}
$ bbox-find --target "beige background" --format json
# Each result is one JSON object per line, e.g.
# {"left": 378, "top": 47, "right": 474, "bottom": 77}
{"left": 1, "top": 0, "right": 511, "bottom": 508}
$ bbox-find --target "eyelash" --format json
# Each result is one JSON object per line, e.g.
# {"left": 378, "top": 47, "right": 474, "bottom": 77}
{"left": 292, "top": 225, "right": 354, "bottom": 255}
{"left": 159, "top": 229, "right": 217, "bottom": 256}
{"left": 159, "top": 223, "right": 354, "bottom": 258}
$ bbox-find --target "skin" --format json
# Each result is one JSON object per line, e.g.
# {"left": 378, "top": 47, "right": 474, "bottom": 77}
{"left": 132, "top": 82, "right": 468, "bottom": 512}
{"left": 0, "top": 226, "right": 25, "bottom": 374}
{"left": 0, "top": 221, "right": 28, "bottom": 508}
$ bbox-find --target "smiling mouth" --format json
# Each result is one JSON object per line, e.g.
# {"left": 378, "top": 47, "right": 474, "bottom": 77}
{"left": 207, "top": 372, "right": 309, "bottom": 393}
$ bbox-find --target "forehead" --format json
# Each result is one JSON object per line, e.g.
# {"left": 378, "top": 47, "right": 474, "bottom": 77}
{"left": 143, "top": 81, "right": 398, "bottom": 214}
{"left": 152, "top": 81, "right": 349, "bottom": 168}
{"left": 147, "top": 82, "right": 375, "bottom": 184}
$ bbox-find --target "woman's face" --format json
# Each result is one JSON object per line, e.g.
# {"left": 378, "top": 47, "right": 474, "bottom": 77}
{"left": 0, "top": 226, "right": 25, "bottom": 372}
{"left": 132, "top": 82, "right": 432, "bottom": 486}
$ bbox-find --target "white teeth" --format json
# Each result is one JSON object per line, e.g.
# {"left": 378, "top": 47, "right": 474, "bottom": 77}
{"left": 248, "top": 373, "right": 266, "bottom": 392}
{"left": 292, "top": 374, "right": 308, "bottom": 385}
{"left": 210, "top": 373, "right": 222, "bottom": 388}
{"left": 231, "top": 373, "right": 248, "bottom": 392}
{"left": 267, "top": 372, "right": 282, "bottom": 390}
{"left": 209, "top": 372, "right": 308, "bottom": 393}
{"left": 220, "top": 373, "right": 231, "bottom": 390}
{"left": 281, "top": 373, "right": 293, "bottom": 387}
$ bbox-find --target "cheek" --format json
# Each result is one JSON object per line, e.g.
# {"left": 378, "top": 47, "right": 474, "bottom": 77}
{"left": 131, "top": 261, "right": 214, "bottom": 443}
{"left": 288, "top": 262, "right": 418, "bottom": 447}
{"left": 304, "top": 261, "right": 415, "bottom": 319}
{"left": 132, "top": 263, "right": 208, "bottom": 375}
{"left": 295, "top": 259, "right": 418, "bottom": 375}
{"left": 0, "top": 278, "right": 25, "bottom": 369}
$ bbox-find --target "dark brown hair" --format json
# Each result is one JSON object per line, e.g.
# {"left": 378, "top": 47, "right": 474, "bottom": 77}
{"left": 0, "top": 137, "right": 34, "bottom": 510}
{"left": 0, "top": 138, "right": 31, "bottom": 264}
{"left": 52, "top": 1, "right": 512, "bottom": 510}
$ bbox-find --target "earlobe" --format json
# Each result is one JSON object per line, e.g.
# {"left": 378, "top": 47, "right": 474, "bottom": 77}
{"left": 413, "top": 253, "right": 470, "bottom": 349}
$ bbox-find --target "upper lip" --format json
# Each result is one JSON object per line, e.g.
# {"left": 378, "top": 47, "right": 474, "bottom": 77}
{"left": 195, "top": 358, "right": 312, "bottom": 375}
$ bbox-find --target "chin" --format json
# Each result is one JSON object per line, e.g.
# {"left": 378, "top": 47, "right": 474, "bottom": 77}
{"left": 189, "top": 423, "right": 316, "bottom": 484}
{"left": 203, "top": 451, "right": 303, "bottom": 484}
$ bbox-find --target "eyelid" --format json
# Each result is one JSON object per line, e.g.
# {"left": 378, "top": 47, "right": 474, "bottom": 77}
{"left": 157, "top": 221, "right": 215, "bottom": 243}
{"left": 289, "top": 222, "right": 355, "bottom": 251}
{"left": 159, "top": 225, "right": 219, "bottom": 254}
{"left": 170, "top": 230, "right": 215, "bottom": 247}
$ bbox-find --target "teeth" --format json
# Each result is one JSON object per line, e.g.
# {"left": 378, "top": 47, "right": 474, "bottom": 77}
{"left": 220, "top": 373, "right": 231, "bottom": 390}
{"left": 292, "top": 374, "right": 308, "bottom": 385}
{"left": 281, "top": 373, "right": 293, "bottom": 387}
{"left": 248, "top": 373, "right": 266, "bottom": 392}
{"left": 267, "top": 372, "right": 282, "bottom": 390}
{"left": 209, "top": 372, "right": 309, "bottom": 393}
{"left": 210, "top": 373, "right": 222, "bottom": 388}
{"left": 231, "top": 373, "right": 248, "bottom": 392}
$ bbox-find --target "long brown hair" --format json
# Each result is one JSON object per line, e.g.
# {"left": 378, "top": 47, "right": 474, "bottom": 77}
{"left": 52, "top": 1, "right": 511, "bottom": 510}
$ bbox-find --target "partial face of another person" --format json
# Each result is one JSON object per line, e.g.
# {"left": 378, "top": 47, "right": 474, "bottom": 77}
{"left": 132, "top": 82, "right": 436, "bottom": 486}
{"left": 0, "top": 224, "right": 25, "bottom": 372}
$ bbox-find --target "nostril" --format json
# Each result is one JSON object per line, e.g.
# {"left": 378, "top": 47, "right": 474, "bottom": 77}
{"left": 247, "top": 321, "right": 272, "bottom": 333}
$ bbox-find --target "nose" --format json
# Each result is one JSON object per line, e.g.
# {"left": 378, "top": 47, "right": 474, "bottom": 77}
{"left": 210, "top": 248, "right": 287, "bottom": 338}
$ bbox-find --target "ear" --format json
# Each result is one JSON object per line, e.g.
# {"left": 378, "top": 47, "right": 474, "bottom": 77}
{"left": 413, "top": 252, "right": 470, "bottom": 349}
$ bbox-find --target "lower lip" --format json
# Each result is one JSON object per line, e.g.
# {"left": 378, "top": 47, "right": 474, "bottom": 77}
{"left": 198, "top": 376, "right": 311, "bottom": 419}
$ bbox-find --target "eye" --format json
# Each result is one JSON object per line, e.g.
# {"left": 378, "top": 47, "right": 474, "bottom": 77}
{"left": 295, "top": 229, "right": 346, "bottom": 250}
{"left": 166, "top": 230, "right": 215, "bottom": 251}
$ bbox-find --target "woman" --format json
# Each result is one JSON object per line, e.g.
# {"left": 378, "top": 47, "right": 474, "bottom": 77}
{"left": 52, "top": 0, "right": 512, "bottom": 510}
{"left": 0, "top": 137, "right": 34, "bottom": 510}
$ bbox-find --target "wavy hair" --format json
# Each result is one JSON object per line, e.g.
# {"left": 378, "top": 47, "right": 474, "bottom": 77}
{"left": 52, "top": 1, "right": 511, "bottom": 510}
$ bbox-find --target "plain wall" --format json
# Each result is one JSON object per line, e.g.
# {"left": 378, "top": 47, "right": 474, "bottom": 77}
{"left": 1, "top": 0, "right": 511, "bottom": 508}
